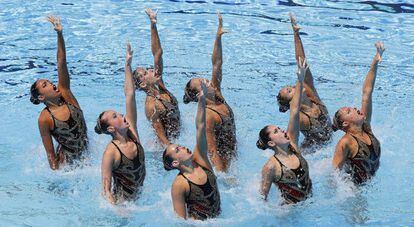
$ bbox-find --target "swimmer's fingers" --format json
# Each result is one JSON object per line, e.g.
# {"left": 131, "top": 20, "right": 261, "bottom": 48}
{"left": 217, "top": 12, "right": 228, "bottom": 35}
{"left": 375, "top": 41, "right": 385, "bottom": 61}
{"left": 217, "top": 11, "right": 223, "bottom": 26}
{"left": 125, "top": 41, "right": 133, "bottom": 65}
{"left": 145, "top": 8, "right": 157, "bottom": 23}
{"left": 47, "top": 15, "right": 62, "bottom": 32}
{"left": 289, "top": 12, "right": 300, "bottom": 32}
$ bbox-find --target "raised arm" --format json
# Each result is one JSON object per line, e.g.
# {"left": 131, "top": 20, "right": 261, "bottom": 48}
{"left": 47, "top": 16, "right": 80, "bottom": 107}
{"left": 287, "top": 58, "right": 307, "bottom": 148}
{"left": 47, "top": 16, "right": 70, "bottom": 90}
{"left": 145, "top": 8, "right": 164, "bottom": 79}
{"left": 193, "top": 81, "right": 213, "bottom": 170}
{"left": 290, "top": 13, "right": 320, "bottom": 100}
{"left": 124, "top": 42, "right": 139, "bottom": 141}
{"left": 211, "top": 12, "right": 227, "bottom": 93}
{"left": 38, "top": 112, "right": 59, "bottom": 170}
{"left": 361, "top": 42, "right": 384, "bottom": 126}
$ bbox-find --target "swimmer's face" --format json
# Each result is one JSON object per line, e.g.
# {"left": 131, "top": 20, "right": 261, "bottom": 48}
{"left": 134, "top": 67, "right": 158, "bottom": 90}
{"left": 337, "top": 107, "right": 365, "bottom": 129}
{"left": 279, "top": 86, "right": 295, "bottom": 102}
{"left": 35, "top": 79, "right": 61, "bottom": 102}
{"left": 266, "top": 125, "right": 290, "bottom": 147}
{"left": 101, "top": 110, "right": 129, "bottom": 133}
{"left": 165, "top": 144, "right": 193, "bottom": 168}
{"left": 183, "top": 78, "right": 214, "bottom": 104}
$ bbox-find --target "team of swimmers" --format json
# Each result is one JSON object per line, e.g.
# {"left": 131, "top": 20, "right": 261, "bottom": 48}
{"left": 29, "top": 10, "right": 384, "bottom": 220}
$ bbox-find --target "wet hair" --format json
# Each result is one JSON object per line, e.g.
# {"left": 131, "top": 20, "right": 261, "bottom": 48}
{"left": 332, "top": 110, "right": 344, "bottom": 132}
{"left": 183, "top": 80, "right": 198, "bottom": 104}
{"left": 256, "top": 126, "right": 271, "bottom": 150}
{"left": 277, "top": 92, "right": 290, "bottom": 113}
{"left": 30, "top": 81, "right": 41, "bottom": 105}
{"left": 162, "top": 147, "right": 175, "bottom": 171}
{"left": 95, "top": 111, "right": 110, "bottom": 135}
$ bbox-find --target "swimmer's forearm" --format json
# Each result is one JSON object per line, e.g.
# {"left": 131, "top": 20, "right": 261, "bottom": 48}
{"left": 150, "top": 23, "right": 163, "bottom": 60}
{"left": 152, "top": 121, "right": 170, "bottom": 145}
{"left": 102, "top": 177, "right": 115, "bottom": 204}
{"left": 56, "top": 31, "right": 70, "bottom": 90}
{"left": 147, "top": 9, "right": 164, "bottom": 77}
{"left": 47, "top": 153, "right": 59, "bottom": 170}
{"left": 211, "top": 12, "right": 225, "bottom": 90}
{"left": 124, "top": 62, "right": 135, "bottom": 97}
{"left": 361, "top": 50, "right": 380, "bottom": 123}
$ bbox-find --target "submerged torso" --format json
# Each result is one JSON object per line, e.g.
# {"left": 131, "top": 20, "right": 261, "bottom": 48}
{"left": 45, "top": 101, "right": 88, "bottom": 163}
{"left": 345, "top": 126, "right": 381, "bottom": 184}
{"left": 111, "top": 137, "right": 146, "bottom": 202}
{"left": 180, "top": 165, "right": 221, "bottom": 220}
{"left": 206, "top": 102, "right": 237, "bottom": 159}
{"left": 273, "top": 145, "right": 312, "bottom": 204}
{"left": 300, "top": 101, "right": 333, "bottom": 148}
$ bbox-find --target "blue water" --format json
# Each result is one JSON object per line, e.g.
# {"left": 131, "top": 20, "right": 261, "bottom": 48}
{"left": 1, "top": 0, "right": 414, "bottom": 225}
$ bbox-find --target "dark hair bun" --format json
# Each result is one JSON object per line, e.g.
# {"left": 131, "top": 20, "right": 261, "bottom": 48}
{"left": 30, "top": 96, "right": 40, "bottom": 105}
{"left": 279, "top": 105, "right": 289, "bottom": 113}
{"left": 94, "top": 124, "right": 103, "bottom": 134}
{"left": 256, "top": 139, "right": 267, "bottom": 150}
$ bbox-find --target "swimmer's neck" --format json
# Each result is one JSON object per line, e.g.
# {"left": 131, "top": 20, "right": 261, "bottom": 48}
{"left": 111, "top": 130, "right": 129, "bottom": 144}
{"left": 45, "top": 98, "right": 64, "bottom": 108}
{"left": 347, "top": 124, "right": 364, "bottom": 136}
{"left": 274, "top": 143, "right": 293, "bottom": 156}
{"left": 179, "top": 160, "right": 199, "bottom": 174}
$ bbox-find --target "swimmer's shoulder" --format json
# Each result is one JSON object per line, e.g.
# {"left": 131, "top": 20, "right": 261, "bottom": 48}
{"left": 38, "top": 108, "right": 54, "bottom": 130}
{"left": 262, "top": 157, "right": 282, "bottom": 181}
{"left": 337, "top": 134, "right": 358, "bottom": 157}
{"left": 172, "top": 174, "right": 190, "bottom": 196}
{"left": 102, "top": 142, "right": 122, "bottom": 165}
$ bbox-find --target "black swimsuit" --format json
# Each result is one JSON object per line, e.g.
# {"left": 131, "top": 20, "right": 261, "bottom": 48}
{"left": 45, "top": 102, "right": 88, "bottom": 163}
{"left": 206, "top": 104, "right": 237, "bottom": 159}
{"left": 345, "top": 125, "right": 381, "bottom": 184}
{"left": 274, "top": 145, "right": 312, "bottom": 204}
{"left": 149, "top": 93, "right": 181, "bottom": 139}
{"left": 300, "top": 102, "right": 333, "bottom": 148}
{"left": 179, "top": 165, "right": 221, "bottom": 220}
{"left": 111, "top": 137, "right": 146, "bottom": 201}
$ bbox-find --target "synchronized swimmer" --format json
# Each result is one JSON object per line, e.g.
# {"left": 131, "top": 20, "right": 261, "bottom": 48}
{"left": 30, "top": 11, "right": 385, "bottom": 220}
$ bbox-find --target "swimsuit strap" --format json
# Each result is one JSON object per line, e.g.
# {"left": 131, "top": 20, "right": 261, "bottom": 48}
{"left": 45, "top": 102, "right": 71, "bottom": 130}
{"left": 178, "top": 163, "right": 212, "bottom": 185}
{"left": 272, "top": 155, "right": 285, "bottom": 182}
{"left": 111, "top": 141, "right": 125, "bottom": 168}
{"left": 44, "top": 107, "right": 56, "bottom": 129}
{"left": 206, "top": 106, "right": 225, "bottom": 123}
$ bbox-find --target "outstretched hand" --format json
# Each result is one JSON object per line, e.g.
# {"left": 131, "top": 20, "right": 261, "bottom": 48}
{"left": 375, "top": 41, "right": 385, "bottom": 62}
{"left": 126, "top": 42, "right": 133, "bottom": 65}
{"left": 297, "top": 57, "right": 308, "bottom": 82}
{"left": 217, "top": 11, "right": 228, "bottom": 36}
{"left": 47, "top": 15, "right": 62, "bottom": 32}
{"left": 145, "top": 8, "right": 158, "bottom": 24}
{"left": 289, "top": 13, "right": 300, "bottom": 32}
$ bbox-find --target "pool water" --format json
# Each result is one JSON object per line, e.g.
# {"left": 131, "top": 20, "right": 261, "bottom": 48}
{"left": 1, "top": 0, "right": 413, "bottom": 225}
